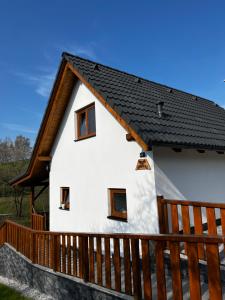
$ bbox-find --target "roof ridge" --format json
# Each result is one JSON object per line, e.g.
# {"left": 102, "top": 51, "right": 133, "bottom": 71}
{"left": 62, "top": 51, "right": 219, "bottom": 107}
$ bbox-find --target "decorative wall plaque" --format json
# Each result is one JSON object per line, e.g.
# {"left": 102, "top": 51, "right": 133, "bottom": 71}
{"left": 136, "top": 159, "right": 151, "bottom": 170}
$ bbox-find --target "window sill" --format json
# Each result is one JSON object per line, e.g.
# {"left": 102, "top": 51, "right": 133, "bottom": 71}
{"left": 74, "top": 133, "right": 96, "bottom": 142}
{"left": 107, "top": 216, "right": 128, "bottom": 223}
{"left": 59, "top": 207, "right": 70, "bottom": 211}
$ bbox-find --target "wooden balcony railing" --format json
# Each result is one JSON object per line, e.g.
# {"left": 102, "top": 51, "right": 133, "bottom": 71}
{"left": 157, "top": 196, "right": 225, "bottom": 235}
{"left": 32, "top": 213, "right": 46, "bottom": 231}
{"left": 0, "top": 220, "right": 224, "bottom": 300}
{"left": 157, "top": 195, "right": 225, "bottom": 259}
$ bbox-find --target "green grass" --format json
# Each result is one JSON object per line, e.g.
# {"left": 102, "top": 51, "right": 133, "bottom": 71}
{"left": 0, "top": 195, "right": 30, "bottom": 226}
{"left": 0, "top": 189, "right": 49, "bottom": 227}
{"left": 0, "top": 283, "right": 31, "bottom": 300}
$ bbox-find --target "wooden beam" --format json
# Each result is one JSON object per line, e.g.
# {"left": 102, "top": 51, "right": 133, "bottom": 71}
{"left": 34, "top": 184, "right": 48, "bottom": 202}
{"left": 30, "top": 186, "right": 35, "bottom": 225}
{"left": 37, "top": 156, "right": 51, "bottom": 162}
{"left": 173, "top": 148, "right": 182, "bottom": 153}
{"left": 197, "top": 150, "right": 205, "bottom": 153}
{"left": 67, "top": 63, "right": 149, "bottom": 151}
{"left": 11, "top": 62, "right": 74, "bottom": 187}
{"left": 126, "top": 133, "right": 135, "bottom": 142}
{"left": 217, "top": 151, "right": 224, "bottom": 154}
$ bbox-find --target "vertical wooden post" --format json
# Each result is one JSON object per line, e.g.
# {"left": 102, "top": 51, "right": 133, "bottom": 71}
{"left": 53, "top": 234, "right": 60, "bottom": 272}
{"left": 31, "top": 231, "right": 37, "bottom": 264}
{"left": 3, "top": 223, "right": 7, "bottom": 244}
{"left": 131, "top": 239, "right": 142, "bottom": 300}
{"left": 5, "top": 222, "right": 8, "bottom": 243}
{"left": 30, "top": 186, "right": 35, "bottom": 228}
{"left": 157, "top": 195, "right": 166, "bottom": 234}
{"left": 82, "top": 236, "right": 89, "bottom": 282}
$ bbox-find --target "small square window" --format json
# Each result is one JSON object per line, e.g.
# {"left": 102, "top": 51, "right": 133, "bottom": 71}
{"left": 60, "top": 187, "right": 70, "bottom": 210}
{"left": 108, "top": 188, "right": 127, "bottom": 220}
{"left": 76, "top": 103, "right": 96, "bottom": 140}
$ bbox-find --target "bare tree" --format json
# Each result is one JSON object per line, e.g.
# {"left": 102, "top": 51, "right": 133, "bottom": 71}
{"left": 0, "top": 135, "right": 32, "bottom": 216}
{"left": 14, "top": 187, "right": 25, "bottom": 217}
{"left": 13, "top": 135, "right": 32, "bottom": 161}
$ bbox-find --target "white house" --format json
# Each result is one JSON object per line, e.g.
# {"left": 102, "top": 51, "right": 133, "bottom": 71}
{"left": 11, "top": 53, "right": 225, "bottom": 234}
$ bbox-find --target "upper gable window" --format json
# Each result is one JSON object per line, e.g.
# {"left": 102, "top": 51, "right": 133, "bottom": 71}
{"left": 76, "top": 103, "right": 96, "bottom": 140}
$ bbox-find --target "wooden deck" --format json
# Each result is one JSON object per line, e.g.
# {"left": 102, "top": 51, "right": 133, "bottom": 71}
{"left": 0, "top": 196, "right": 224, "bottom": 299}
{"left": 0, "top": 219, "right": 224, "bottom": 299}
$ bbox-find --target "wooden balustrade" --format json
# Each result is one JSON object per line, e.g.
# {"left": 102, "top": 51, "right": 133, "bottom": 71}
{"left": 32, "top": 213, "right": 46, "bottom": 231}
{"left": 157, "top": 195, "right": 225, "bottom": 235}
{"left": 0, "top": 220, "right": 224, "bottom": 299}
{"left": 157, "top": 195, "right": 225, "bottom": 258}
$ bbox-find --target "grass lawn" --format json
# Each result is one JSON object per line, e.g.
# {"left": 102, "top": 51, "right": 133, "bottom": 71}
{"left": 0, "top": 195, "right": 30, "bottom": 226}
{"left": 0, "top": 190, "right": 48, "bottom": 227}
{"left": 0, "top": 283, "right": 31, "bottom": 300}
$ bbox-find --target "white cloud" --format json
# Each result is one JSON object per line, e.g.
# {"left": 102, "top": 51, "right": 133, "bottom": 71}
{"left": 57, "top": 42, "right": 98, "bottom": 60}
{"left": 69, "top": 46, "right": 97, "bottom": 60}
{"left": 2, "top": 123, "right": 37, "bottom": 134}
{"left": 13, "top": 71, "right": 55, "bottom": 98}
{"left": 12, "top": 42, "right": 98, "bottom": 98}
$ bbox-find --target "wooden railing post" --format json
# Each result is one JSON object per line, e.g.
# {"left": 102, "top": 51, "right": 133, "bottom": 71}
{"left": 53, "top": 234, "right": 60, "bottom": 272}
{"left": 157, "top": 195, "right": 168, "bottom": 234}
{"left": 3, "top": 223, "right": 7, "bottom": 244}
{"left": 81, "top": 236, "right": 89, "bottom": 282}
{"left": 5, "top": 222, "right": 8, "bottom": 243}
{"left": 0, "top": 223, "right": 7, "bottom": 246}
{"left": 1, "top": 219, "right": 224, "bottom": 299}
{"left": 16, "top": 226, "right": 19, "bottom": 251}
{"left": 131, "top": 238, "right": 142, "bottom": 300}
{"left": 30, "top": 187, "right": 35, "bottom": 226}
{"left": 31, "top": 231, "right": 37, "bottom": 264}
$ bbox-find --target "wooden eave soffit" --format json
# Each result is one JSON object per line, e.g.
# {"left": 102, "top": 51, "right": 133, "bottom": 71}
{"left": 37, "top": 155, "right": 52, "bottom": 162}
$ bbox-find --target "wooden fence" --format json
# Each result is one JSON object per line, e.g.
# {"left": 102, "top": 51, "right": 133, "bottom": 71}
{"left": 157, "top": 196, "right": 225, "bottom": 259}
{"left": 157, "top": 195, "right": 225, "bottom": 236}
{"left": 32, "top": 213, "right": 46, "bottom": 231}
{"left": 0, "top": 220, "right": 224, "bottom": 300}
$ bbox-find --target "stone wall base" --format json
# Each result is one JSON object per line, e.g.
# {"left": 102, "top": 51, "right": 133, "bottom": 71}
{"left": 0, "top": 244, "right": 131, "bottom": 300}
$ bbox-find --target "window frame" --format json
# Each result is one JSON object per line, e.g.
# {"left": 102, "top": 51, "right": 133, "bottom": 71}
{"left": 108, "top": 188, "right": 127, "bottom": 221}
{"left": 60, "top": 187, "right": 70, "bottom": 210}
{"left": 75, "top": 103, "right": 96, "bottom": 141}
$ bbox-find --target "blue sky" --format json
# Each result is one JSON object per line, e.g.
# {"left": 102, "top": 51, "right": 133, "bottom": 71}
{"left": 1, "top": 0, "right": 225, "bottom": 144}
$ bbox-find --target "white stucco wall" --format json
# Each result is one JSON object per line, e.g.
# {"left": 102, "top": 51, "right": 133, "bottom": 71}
{"left": 154, "top": 147, "right": 225, "bottom": 203}
{"left": 49, "top": 81, "right": 158, "bottom": 234}
{"left": 154, "top": 147, "right": 225, "bottom": 224}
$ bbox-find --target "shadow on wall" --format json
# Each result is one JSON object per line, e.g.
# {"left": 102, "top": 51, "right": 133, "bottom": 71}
{"left": 154, "top": 163, "right": 185, "bottom": 200}
{"left": 154, "top": 161, "right": 221, "bottom": 226}
{"left": 88, "top": 171, "right": 159, "bottom": 234}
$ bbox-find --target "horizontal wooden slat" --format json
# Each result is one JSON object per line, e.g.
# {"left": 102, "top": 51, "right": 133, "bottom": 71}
{"left": 4, "top": 220, "right": 225, "bottom": 243}
{"left": 160, "top": 198, "right": 225, "bottom": 209}
{"left": 0, "top": 219, "right": 223, "bottom": 300}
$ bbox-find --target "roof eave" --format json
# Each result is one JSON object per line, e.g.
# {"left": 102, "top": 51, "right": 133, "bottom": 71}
{"left": 151, "top": 140, "right": 225, "bottom": 151}
{"left": 10, "top": 57, "right": 68, "bottom": 187}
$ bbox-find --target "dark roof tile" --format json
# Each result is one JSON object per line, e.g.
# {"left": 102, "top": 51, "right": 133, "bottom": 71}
{"left": 63, "top": 53, "right": 225, "bottom": 150}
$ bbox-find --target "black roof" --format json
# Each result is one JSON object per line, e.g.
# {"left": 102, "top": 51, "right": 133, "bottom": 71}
{"left": 63, "top": 52, "right": 225, "bottom": 150}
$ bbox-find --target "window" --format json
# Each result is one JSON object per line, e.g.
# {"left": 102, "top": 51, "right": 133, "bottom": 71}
{"left": 108, "top": 189, "right": 127, "bottom": 220}
{"left": 76, "top": 103, "right": 96, "bottom": 140}
{"left": 60, "top": 187, "right": 70, "bottom": 210}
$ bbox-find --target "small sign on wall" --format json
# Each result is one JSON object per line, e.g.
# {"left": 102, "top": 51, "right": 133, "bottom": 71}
{"left": 136, "top": 159, "right": 151, "bottom": 170}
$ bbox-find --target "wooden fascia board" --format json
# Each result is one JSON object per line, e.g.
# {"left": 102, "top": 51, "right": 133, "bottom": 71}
{"left": 37, "top": 156, "right": 52, "bottom": 162}
{"left": 12, "top": 59, "right": 148, "bottom": 187}
{"left": 67, "top": 63, "right": 149, "bottom": 151}
{"left": 11, "top": 60, "right": 69, "bottom": 186}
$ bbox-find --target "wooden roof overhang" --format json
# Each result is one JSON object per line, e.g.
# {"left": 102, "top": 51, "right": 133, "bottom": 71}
{"left": 10, "top": 60, "right": 78, "bottom": 187}
{"left": 11, "top": 56, "right": 148, "bottom": 187}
